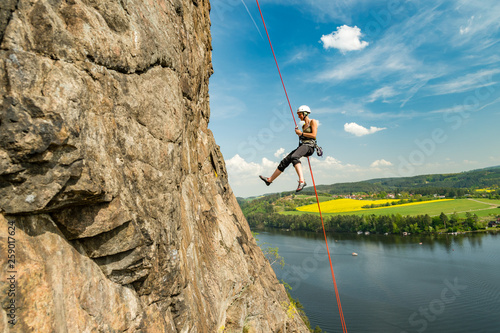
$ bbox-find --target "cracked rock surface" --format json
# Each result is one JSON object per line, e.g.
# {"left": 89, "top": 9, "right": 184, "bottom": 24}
{"left": 0, "top": 0, "right": 309, "bottom": 332}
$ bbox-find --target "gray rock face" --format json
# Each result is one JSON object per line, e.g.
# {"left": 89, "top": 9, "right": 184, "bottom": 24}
{"left": 0, "top": 1, "right": 309, "bottom": 332}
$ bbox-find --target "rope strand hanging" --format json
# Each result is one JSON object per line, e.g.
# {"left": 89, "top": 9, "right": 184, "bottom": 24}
{"left": 255, "top": 0, "right": 297, "bottom": 128}
{"left": 255, "top": 1, "right": 348, "bottom": 332}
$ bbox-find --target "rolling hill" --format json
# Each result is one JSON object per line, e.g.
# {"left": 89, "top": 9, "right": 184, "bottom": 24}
{"left": 313, "top": 165, "right": 500, "bottom": 195}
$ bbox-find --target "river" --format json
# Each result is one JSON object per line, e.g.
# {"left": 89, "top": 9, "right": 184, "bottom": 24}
{"left": 254, "top": 229, "right": 500, "bottom": 333}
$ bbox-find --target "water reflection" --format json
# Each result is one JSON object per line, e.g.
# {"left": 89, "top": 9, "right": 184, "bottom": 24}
{"left": 255, "top": 227, "right": 497, "bottom": 252}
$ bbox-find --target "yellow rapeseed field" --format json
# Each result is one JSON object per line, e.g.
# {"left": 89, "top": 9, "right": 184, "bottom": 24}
{"left": 475, "top": 188, "right": 496, "bottom": 193}
{"left": 297, "top": 198, "right": 454, "bottom": 214}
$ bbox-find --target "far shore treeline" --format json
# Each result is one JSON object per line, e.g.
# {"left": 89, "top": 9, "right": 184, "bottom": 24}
{"left": 245, "top": 211, "right": 489, "bottom": 234}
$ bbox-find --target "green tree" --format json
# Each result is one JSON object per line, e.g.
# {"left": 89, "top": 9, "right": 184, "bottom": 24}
{"left": 392, "top": 222, "right": 400, "bottom": 234}
{"left": 378, "top": 191, "right": 388, "bottom": 198}
{"left": 439, "top": 212, "right": 448, "bottom": 229}
{"left": 449, "top": 212, "right": 459, "bottom": 228}
{"left": 410, "top": 223, "right": 420, "bottom": 234}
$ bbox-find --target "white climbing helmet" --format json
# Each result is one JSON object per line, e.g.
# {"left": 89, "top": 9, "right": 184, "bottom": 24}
{"left": 297, "top": 105, "right": 311, "bottom": 115}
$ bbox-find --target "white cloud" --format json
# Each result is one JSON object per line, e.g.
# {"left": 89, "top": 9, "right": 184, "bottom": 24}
{"left": 283, "top": 46, "right": 317, "bottom": 66}
{"left": 316, "top": 40, "right": 426, "bottom": 83}
{"left": 460, "top": 16, "right": 475, "bottom": 35}
{"left": 344, "top": 122, "right": 386, "bottom": 137}
{"left": 429, "top": 95, "right": 500, "bottom": 115}
{"left": 371, "top": 159, "right": 393, "bottom": 168}
{"left": 320, "top": 25, "right": 369, "bottom": 53}
{"left": 311, "top": 156, "right": 344, "bottom": 168}
{"left": 274, "top": 148, "right": 285, "bottom": 158}
{"left": 313, "top": 102, "right": 425, "bottom": 120}
{"left": 225, "top": 155, "right": 278, "bottom": 174}
{"left": 303, "top": 156, "right": 363, "bottom": 179}
{"left": 425, "top": 68, "right": 500, "bottom": 96}
{"left": 225, "top": 153, "right": 364, "bottom": 197}
{"left": 262, "top": 157, "right": 276, "bottom": 169}
{"left": 226, "top": 154, "right": 262, "bottom": 175}
{"left": 367, "top": 86, "right": 398, "bottom": 103}
{"left": 453, "top": 2, "right": 500, "bottom": 38}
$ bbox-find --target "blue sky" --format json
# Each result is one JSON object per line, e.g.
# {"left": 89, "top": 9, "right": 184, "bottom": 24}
{"left": 208, "top": 0, "right": 500, "bottom": 198}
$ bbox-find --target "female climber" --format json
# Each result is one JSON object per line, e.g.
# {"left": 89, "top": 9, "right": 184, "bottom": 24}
{"left": 259, "top": 105, "right": 318, "bottom": 192}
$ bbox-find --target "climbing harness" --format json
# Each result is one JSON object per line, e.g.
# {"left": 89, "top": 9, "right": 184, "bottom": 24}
{"left": 255, "top": 1, "right": 347, "bottom": 332}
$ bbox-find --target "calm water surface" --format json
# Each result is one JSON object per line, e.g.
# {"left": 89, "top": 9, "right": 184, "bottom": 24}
{"left": 255, "top": 229, "right": 500, "bottom": 333}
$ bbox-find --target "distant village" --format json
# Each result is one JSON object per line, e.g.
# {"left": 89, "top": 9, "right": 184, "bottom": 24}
{"left": 336, "top": 193, "right": 447, "bottom": 200}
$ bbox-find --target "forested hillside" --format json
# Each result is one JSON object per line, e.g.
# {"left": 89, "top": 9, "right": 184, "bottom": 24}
{"left": 314, "top": 166, "right": 500, "bottom": 196}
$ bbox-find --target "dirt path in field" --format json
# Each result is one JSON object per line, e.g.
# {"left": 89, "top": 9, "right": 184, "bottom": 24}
{"left": 430, "top": 199, "right": 499, "bottom": 217}
{"left": 467, "top": 198, "right": 498, "bottom": 207}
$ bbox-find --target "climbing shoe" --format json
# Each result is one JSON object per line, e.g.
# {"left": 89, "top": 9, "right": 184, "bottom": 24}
{"left": 259, "top": 175, "right": 272, "bottom": 186}
{"left": 296, "top": 181, "right": 306, "bottom": 192}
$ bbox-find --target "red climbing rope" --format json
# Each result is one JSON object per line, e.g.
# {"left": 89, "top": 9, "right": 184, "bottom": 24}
{"left": 255, "top": 0, "right": 297, "bottom": 128}
{"left": 307, "top": 158, "right": 348, "bottom": 333}
{"left": 255, "top": 1, "right": 348, "bottom": 332}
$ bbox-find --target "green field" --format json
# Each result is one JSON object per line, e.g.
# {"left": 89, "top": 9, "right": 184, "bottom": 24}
{"left": 294, "top": 194, "right": 333, "bottom": 203}
{"left": 281, "top": 198, "right": 500, "bottom": 218}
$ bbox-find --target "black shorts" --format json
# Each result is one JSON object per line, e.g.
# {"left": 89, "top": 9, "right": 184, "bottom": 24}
{"left": 277, "top": 144, "right": 315, "bottom": 172}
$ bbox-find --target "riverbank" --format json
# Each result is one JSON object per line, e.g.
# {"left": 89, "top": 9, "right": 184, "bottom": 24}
{"left": 252, "top": 224, "right": 499, "bottom": 238}
{"left": 247, "top": 209, "right": 500, "bottom": 236}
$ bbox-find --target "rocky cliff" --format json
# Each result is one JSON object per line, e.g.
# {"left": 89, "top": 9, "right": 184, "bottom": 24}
{"left": 0, "top": 1, "right": 309, "bottom": 332}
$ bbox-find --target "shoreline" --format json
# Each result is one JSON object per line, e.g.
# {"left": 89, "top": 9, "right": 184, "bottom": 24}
{"left": 251, "top": 225, "right": 499, "bottom": 236}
